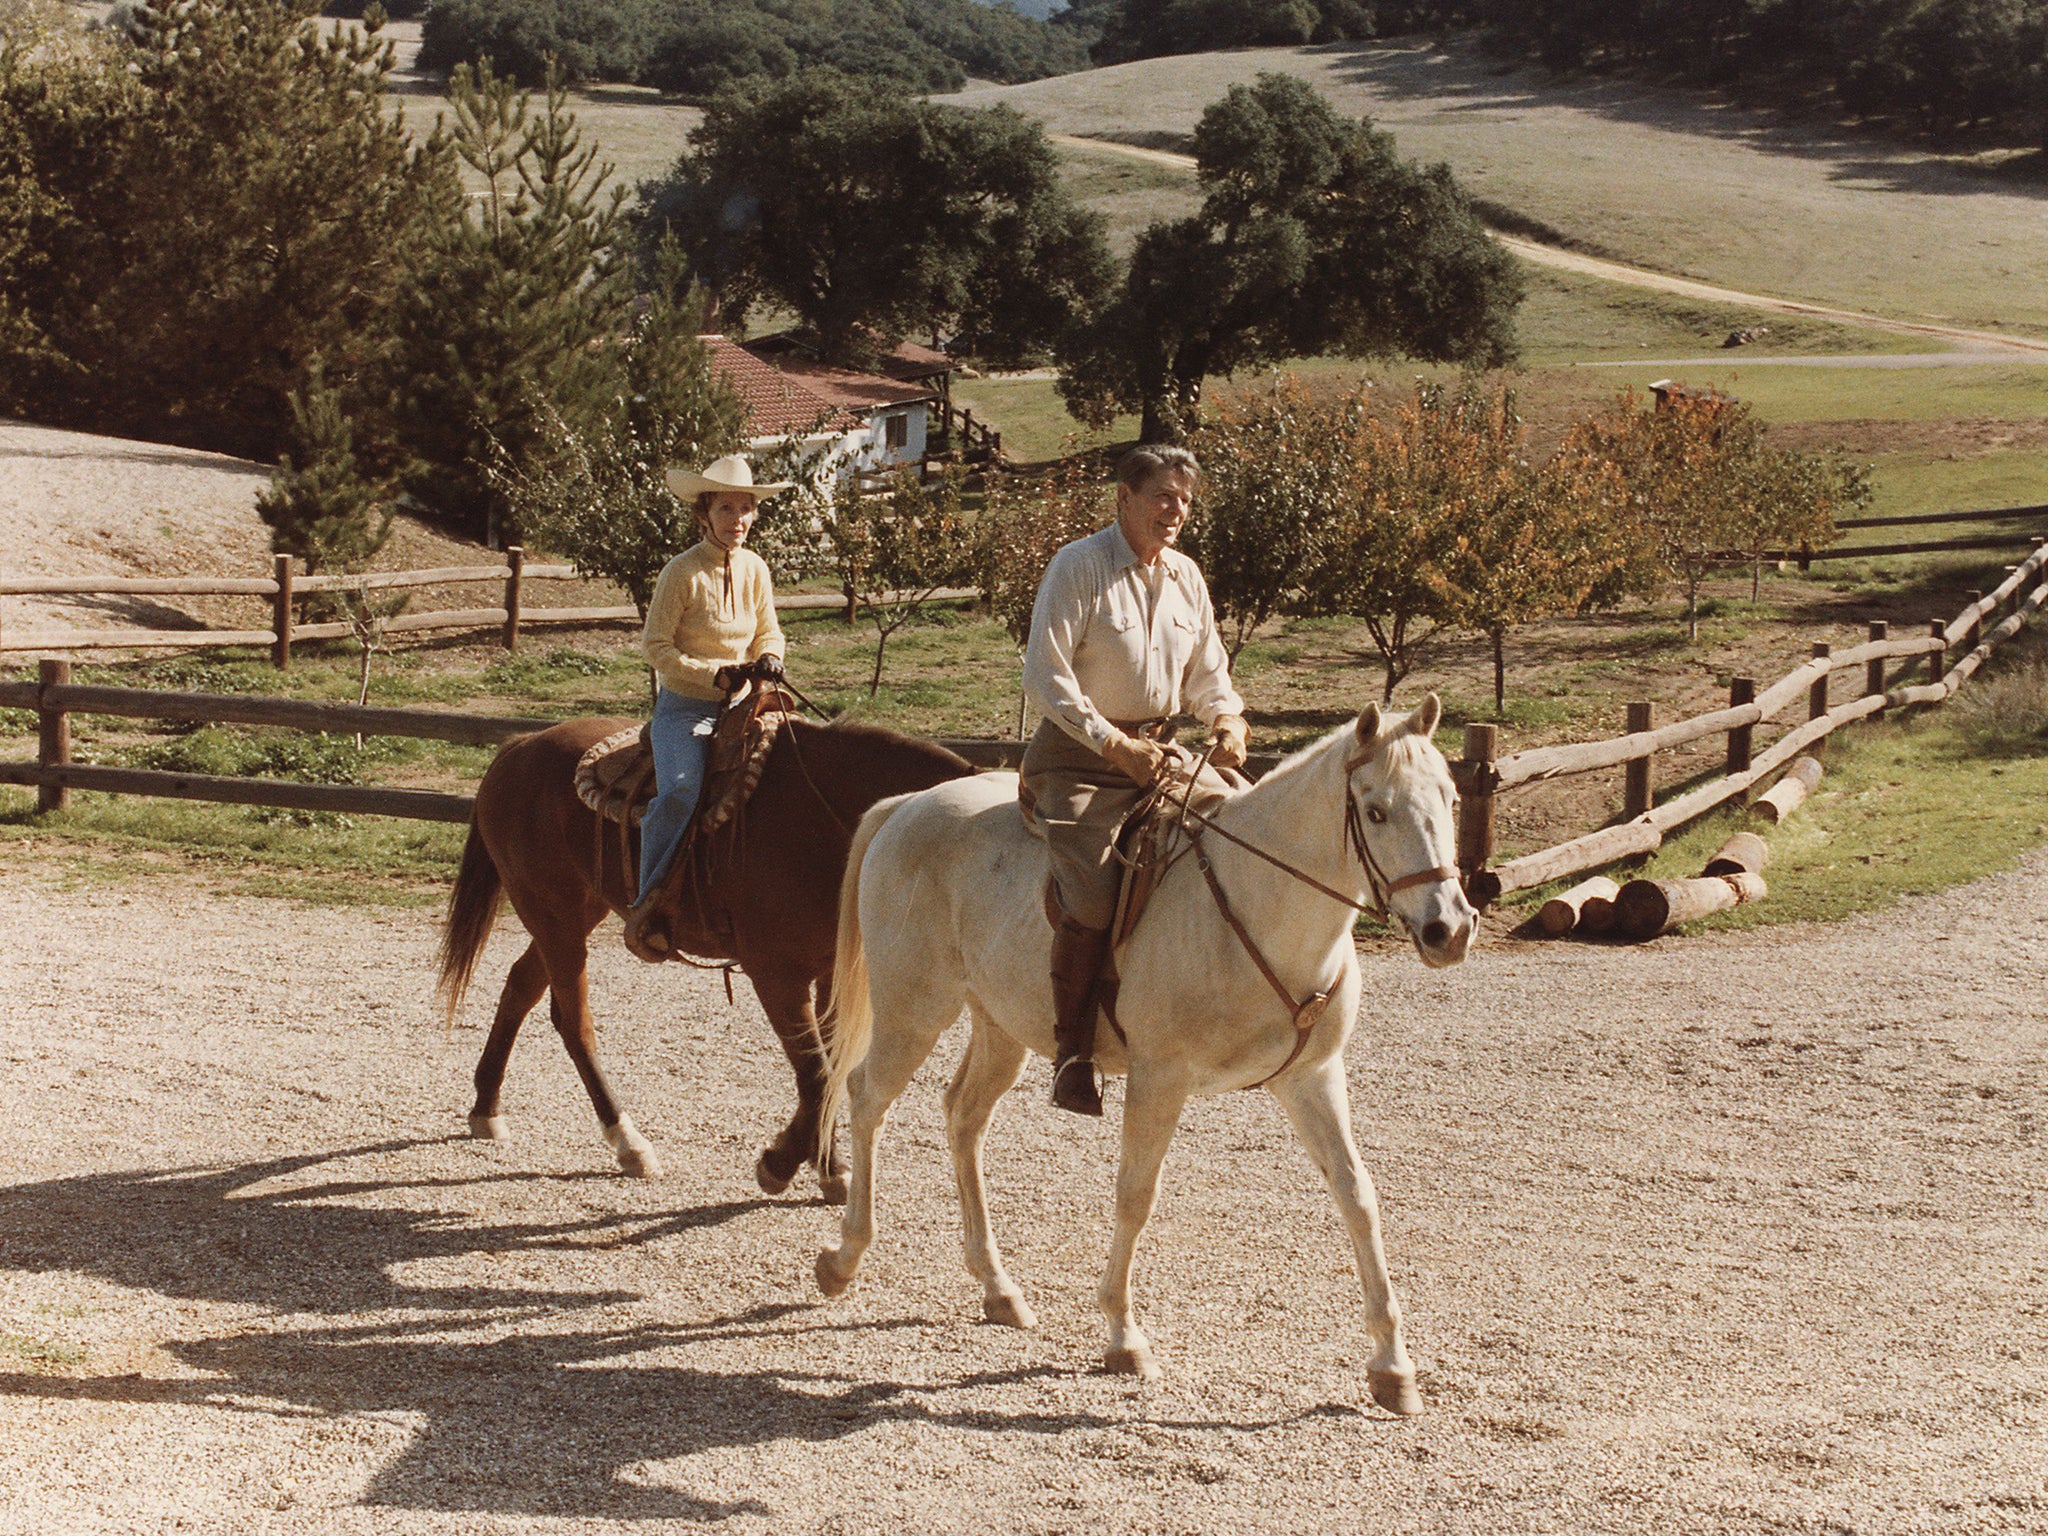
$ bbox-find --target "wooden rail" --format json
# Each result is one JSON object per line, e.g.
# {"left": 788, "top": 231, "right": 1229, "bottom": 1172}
{"left": 0, "top": 547, "right": 981, "bottom": 666}
{"left": 1458, "top": 536, "right": 2048, "bottom": 904}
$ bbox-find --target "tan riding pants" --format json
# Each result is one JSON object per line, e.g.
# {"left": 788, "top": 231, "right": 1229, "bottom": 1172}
{"left": 1019, "top": 718, "right": 1165, "bottom": 932}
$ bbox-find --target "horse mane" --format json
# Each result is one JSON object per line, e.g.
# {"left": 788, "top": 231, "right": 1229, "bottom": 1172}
{"left": 1246, "top": 706, "right": 1440, "bottom": 796}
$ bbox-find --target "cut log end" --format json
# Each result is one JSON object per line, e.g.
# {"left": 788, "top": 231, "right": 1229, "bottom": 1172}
{"left": 1537, "top": 875, "right": 1621, "bottom": 937}
{"left": 1702, "top": 831, "right": 1770, "bottom": 878}
{"left": 1752, "top": 757, "right": 1824, "bottom": 826}
{"left": 1614, "top": 872, "right": 1767, "bottom": 941}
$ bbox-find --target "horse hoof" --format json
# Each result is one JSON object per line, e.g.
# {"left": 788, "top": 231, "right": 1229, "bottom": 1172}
{"left": 1104, "top": 1346, "right": 1159, "bottom": 1381}
{"left": 604, "top": 1117, "right": 662, "bottom": 1179}
{"left": 815, "top": 1249, "right": 855, "bottom": 1298}
{"left": 754, "top": 1153, "right": 795, "bottom": 1197}
{"left": 816, "top": 1170, "right": 849, "bottom": 1206}
{"left": 467, "top": 1114, "right": 509, "bottom": 1143}
{"left": 617, "top": 1146, "right": 663, "bottom": 1179}
{"left": 983, "top": 1291, "right": 1036, "bottom": 1330}
{"left": 1368, "top": 1369, "right": 1424, "bottom": 1417}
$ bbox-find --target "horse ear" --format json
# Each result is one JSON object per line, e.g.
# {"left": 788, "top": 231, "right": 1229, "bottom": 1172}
{"left": 1408, "top": 692, "right": 1442, "bottom": 741}
{"left": 1354, "top": 702, "right": 1384, "bottom": 751}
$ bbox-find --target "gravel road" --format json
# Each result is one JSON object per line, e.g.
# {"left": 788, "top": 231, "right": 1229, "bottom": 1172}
{"left": 0, "top": 858, "right": 2042, "bottom": 1534}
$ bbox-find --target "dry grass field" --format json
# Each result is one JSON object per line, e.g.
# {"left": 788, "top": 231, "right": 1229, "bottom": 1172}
{"left": 948, "top": 39, "right": 2048, "bottom": 339}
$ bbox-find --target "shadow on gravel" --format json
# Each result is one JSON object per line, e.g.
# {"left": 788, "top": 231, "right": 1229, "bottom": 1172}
{"left": 0, "top": 1142, "right": 1377, "bottom": 1520}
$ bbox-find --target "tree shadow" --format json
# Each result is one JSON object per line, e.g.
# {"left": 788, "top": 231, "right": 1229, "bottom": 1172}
{"left": 0, "top": 1142, "right": 1366, "bottom": 1520}
{"left": 1310, "top": 38, "right": 2048, "bottom": 204}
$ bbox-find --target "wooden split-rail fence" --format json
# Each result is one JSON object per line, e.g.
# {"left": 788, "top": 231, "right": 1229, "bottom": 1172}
{"left": 5, "top": 536, "right": 2046, "bottom": 906}
{"left": 0, "top": 547, "right": 978, "bottom": 666}
{"left": 1453, "top": 536, "right": 2048, "bottom": 903}
{"left": 0, "top": 664, "right": 1030, "bottom": 822}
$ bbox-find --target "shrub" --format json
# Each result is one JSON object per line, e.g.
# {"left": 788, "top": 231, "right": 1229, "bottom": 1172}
{"left": 417, "top": 0, "right": 659, "bottom": 86}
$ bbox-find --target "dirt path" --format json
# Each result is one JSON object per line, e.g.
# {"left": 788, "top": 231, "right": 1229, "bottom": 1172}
{"left": 0, "top": 857, "right": 2042, "bottom": 1533}
{"left": 1047, "top": 133, "right": 2048, "bottom": 361}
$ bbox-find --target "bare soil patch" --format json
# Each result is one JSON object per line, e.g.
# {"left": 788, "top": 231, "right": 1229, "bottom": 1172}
{"left": 0, "top": 857, "right": 2042, "bottom": 1533}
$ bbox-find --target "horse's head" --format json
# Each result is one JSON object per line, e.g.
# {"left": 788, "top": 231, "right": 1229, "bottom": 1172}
{"left": 1348, "top": 693, "right": 1476, "bottom": 969}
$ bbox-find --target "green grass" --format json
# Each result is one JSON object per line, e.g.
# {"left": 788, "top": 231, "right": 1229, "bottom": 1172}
{"left": 952, "top": 376, "right": 1135, "bottom": 465}
{"left": 1498, "top": 636, "right": 2048, "bottom": 932}
{"left": 0, "top": 787, "right": 467, "bottom": 906}
{"left": 1054, "top": 142, "right": 1200, "bottom": 255}
{"left": 1517, "top": 268, "right": 1938, "bottom": 366}
{"left": 1568, "top": 363, "right": 2048, "bottom": 424}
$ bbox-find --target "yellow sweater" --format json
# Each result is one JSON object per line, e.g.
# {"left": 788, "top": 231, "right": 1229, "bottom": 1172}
{"left": 641, "top": 541, "right": 786, "bottom": 700}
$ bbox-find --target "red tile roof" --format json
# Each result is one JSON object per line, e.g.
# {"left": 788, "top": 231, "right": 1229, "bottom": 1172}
{"left": 699, "top": 335, "right": 937, "bottom": 440}
{"left": 700, "top": 335, "right": 859, "bottom": 436}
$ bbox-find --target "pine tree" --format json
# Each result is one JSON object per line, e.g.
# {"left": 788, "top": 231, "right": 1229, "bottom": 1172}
{"left": 385, "top": 60, "right": 635, "bottom": 542}
{"left": 0, "top": 0, "right": 455, "bottom": 458}
{"left": 256, "top": 373, "right": 395, "bottom": 575}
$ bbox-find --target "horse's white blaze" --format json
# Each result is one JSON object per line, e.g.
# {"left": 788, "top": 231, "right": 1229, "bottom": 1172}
{"left": 813, "top": 699, "right": 1472, "bottom": 1407}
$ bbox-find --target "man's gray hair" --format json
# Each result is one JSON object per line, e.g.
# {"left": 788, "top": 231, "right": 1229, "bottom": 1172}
{"left": 1115, "top": 444, "right": 1199, "bottom": 492}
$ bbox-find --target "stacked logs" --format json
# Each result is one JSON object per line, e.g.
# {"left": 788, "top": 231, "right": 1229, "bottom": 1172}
{"left": 1536, "top": 757, "right": 1823, "bottom": 941}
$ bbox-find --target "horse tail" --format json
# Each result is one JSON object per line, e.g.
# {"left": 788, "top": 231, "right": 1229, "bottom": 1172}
{"left": 814, "top": 794, "right": 906, "bottom": 1163}
{"left": 435, "top": 816, "right": 502, "bottom": 1021}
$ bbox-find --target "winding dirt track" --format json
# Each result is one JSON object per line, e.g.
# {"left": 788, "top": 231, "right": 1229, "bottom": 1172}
{"left": 1046, "top": 134, "right": 2048, "bottom": 361}
{"left": 0, "top": 857, "right": 2042, "bottom": 1533}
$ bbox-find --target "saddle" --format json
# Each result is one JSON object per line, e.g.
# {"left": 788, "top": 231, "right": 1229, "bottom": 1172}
{"left": 580, "top": 684, "right": 797, "bottom": 962}
{"left": 575, "top": 684, "right": 796, "bottom": 834}
{"left": 1028, "top": 762, "right": 1236, "bottom": 1055}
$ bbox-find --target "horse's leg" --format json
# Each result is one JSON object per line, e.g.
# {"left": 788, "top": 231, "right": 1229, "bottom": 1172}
{"left": 944, "top": 1010, "right": 1033, "bottom": 1328}
{"left": 815, "top": 992, "right": 958, "bottom": 1298}
{"left": 1097, "top": 1067, "right": 1189, "bottom": 1380}
{"left": 467, "top": 941, "right": 550, "bottom": 1142}
{"left": 541, "top": 931, "right": 662, "bottom": 1179}
{"left": 746, "top": 969, "right": 844, "bottom": 1204}
{"left": 1268, "top": 1055, "right": 1421, "bottom": 1416}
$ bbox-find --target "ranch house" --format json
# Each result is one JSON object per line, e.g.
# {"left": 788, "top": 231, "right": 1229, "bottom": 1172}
{"left": 700, "top": 333, "right": 954, "bottom": 488}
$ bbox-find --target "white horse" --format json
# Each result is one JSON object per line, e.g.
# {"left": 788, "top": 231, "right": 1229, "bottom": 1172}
{"left": 811, "top": 695, "right": 1475, "bottom": 1414}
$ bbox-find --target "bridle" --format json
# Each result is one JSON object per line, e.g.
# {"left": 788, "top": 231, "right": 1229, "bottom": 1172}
{"left": 1163, "top": 735, "right": 1457, "bottom": 1089}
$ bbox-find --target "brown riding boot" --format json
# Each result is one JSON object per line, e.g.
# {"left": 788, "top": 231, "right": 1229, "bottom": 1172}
{"left": 1049, "top": 915, "right": 1111, "bottom": 1117}
{"left": 622, "top": 893, "right": 672, "bottom": 964}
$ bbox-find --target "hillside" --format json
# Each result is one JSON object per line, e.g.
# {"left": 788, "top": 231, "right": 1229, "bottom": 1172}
{"left": 944, "top": 39, "right": 2048, "bottom": 338}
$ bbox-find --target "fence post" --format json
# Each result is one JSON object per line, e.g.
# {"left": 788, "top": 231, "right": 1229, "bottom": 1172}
{"left": 1456, "top": 723, "right": 1497, "bottom": 901}
{"left": 1965, "top": 590, "right": 1983, "bottom": 651}
{"left": 1809, "top": 642, "right": 1831, "bottom": 722}
{"left": 36, "top": 657, "right": 70, "bottom": 813}
{"left": 1623, "top": 700, "right": 1652, "bottom": 818}
{"left": 271, "top": 554, "right": 293, "bottom": 671}
{"left": 1866, "top": 620, "right": 1887, "bottom": 714}
{"left": 1726, "top": 677, "right": 1755, "bottom": 789}
{"left": 1929, "top": 618, "right": 1946, "bottom": 689}
{"left": 502, "top": 545, "right": 524, "bottom": 652}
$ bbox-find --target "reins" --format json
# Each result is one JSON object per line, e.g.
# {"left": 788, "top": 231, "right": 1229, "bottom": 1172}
{"left": 1159, "top": 738, "right": 1456, "bottom": 1090}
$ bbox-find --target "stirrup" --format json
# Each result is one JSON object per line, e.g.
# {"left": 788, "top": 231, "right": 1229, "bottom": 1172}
{"left": 1050, "top": 1055, "right": 1103, "bottom": 1117}
{"left": 622, "top": 896, "right": 672, "bottom": 964}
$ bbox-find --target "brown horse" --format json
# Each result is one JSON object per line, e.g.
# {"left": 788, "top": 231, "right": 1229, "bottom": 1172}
{"left": 435, "top": 714, "right": 974, "bottom": 1200}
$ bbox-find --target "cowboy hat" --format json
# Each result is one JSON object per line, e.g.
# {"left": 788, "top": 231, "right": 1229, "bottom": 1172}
{"left": 665, "top": 454, "right": 793, "bottom": 501}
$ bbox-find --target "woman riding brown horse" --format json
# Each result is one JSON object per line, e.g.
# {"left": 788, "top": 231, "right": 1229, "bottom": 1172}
{"left": 436, "top": 710, "right": 973, "bottom": 1200}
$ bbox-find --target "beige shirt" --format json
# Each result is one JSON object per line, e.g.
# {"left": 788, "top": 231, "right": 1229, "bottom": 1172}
{"left": 641, "top": 541, "right": 785, "bottom": 700}
{"left": 1022, "top": 522, "right": 1243, "bottom": 754}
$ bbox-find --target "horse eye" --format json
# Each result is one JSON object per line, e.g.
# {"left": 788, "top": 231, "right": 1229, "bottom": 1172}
{"left": 1366, "top": 806, "right": 1388, "bottom": 825}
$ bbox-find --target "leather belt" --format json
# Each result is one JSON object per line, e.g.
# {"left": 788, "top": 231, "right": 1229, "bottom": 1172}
{"left": 1108, "top": 717, "right": 1174, "bottom": 741}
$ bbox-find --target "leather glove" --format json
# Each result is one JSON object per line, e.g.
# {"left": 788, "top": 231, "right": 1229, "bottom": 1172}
{"left": 753, "top": 653, "right": 786, "bottom": 682}
{"left": 1208, "top": 713, "right": 1249, "bottom": 770}
{"left": 1101, "top": 729, "right": 1169, "bottom": 788}
{"left": 713, "top": 665, "right": 743, "bottom": 693}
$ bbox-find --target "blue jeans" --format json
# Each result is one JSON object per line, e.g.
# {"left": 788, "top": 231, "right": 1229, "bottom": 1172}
{"left": 638, "top": 689, "right": 723, "bottom": 900}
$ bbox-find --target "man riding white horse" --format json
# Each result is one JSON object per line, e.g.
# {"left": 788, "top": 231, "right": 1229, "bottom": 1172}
{"left": 1021, "top": 444, "right": 1250, "bottom": 1116}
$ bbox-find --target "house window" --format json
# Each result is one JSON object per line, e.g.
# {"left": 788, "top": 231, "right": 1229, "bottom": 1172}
{"left": 884, "top": 412, "right": 908, "bottom": 450}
